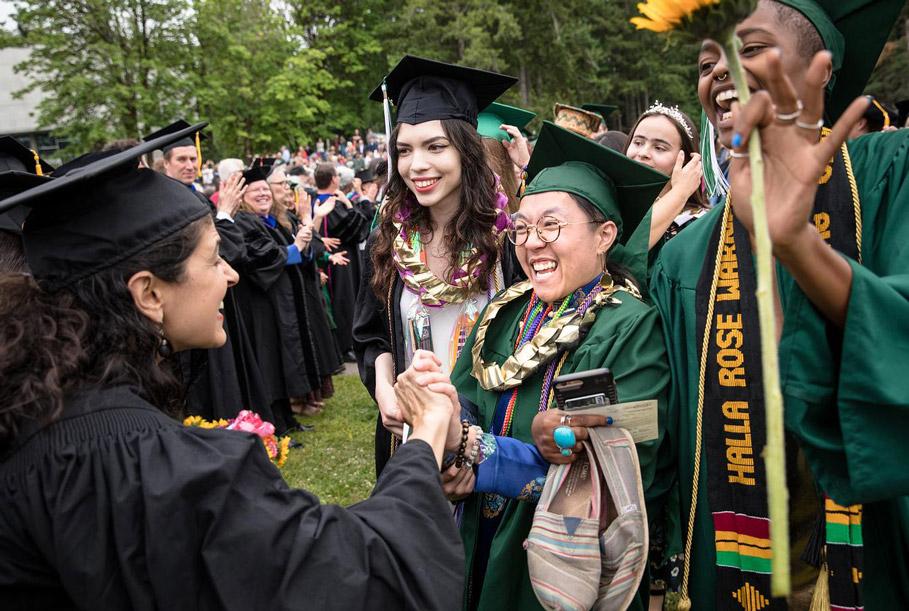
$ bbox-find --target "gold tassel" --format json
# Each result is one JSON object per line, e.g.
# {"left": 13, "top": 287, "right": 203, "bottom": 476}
{"left": 676, "top": 595, "right": 691, "bottom": 611}
{"left": 808, "top": 563, "right": 830, "bottom": 611}
{"left": 195, "top": 131, "right": 202, "bottom": 178}
{"left": 31, "top": 149, "right": 43, "bottom": 176}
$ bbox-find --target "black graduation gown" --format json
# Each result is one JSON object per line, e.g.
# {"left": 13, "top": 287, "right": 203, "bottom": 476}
{"left": 0, "top": 385, "right": 465, "bottom": 610}
{"left": 318, "top": 200, "right": 369, "bottom": 355}
{"left": 180, "top": 195, "right": 273, "bottom": 424}
{"left": 272, "top": 212, "right": 342, "bottom": 386}
{"left": 233, "top": 212, "right": 313, "bottom": 405}
{"left": 353, "top": 230, "right": 525, "bottom": 475}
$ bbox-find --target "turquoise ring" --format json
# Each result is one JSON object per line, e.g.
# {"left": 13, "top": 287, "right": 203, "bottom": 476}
{"left": 553, "top": 426, "right": 576, "bottom": 456}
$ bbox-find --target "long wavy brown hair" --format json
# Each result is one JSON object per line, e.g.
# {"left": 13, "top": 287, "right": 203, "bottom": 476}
{"left": 0, "top": 216, "right": 210, "bottom": 451}
{"left": 371, "top": 119, "right": 500, "bottom": 300}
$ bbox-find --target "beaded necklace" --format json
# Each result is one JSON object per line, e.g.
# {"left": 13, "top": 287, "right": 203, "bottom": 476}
{"left": 496, "top": 279, "right": 604, "bottom": 437}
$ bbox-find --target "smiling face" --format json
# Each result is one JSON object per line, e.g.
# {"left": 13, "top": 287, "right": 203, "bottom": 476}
{"left": 267, "top": 168, "right": 292, "bottom": 209}
{"left": 159, "top": 221, "right": 239, "bottom": 351}
{"left": 395, "top": 120, "right": 463, "bottom": 217}
{"left": 626, "top": 115, "right": 683, "bottom": 175}
{"left": 515, "top": 191, "right": 617, "bottom": 304}
{"left": 242, "top": 180, "right": 273, "bottom": 216}
{"left": 697, "top": 0, "right": 829, "bottom": 148}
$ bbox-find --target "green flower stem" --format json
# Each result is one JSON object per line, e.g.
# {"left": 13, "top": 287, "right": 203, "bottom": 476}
{"left": 723, "top": 32, "right": 791, "bottom": 597}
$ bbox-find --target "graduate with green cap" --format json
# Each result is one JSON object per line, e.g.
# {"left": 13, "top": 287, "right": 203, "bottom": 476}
{"left": 448, "top": 121, "right": 673, "bottom": 610}
{"left": 650, "top": 1, "right": 909, "bottom": 609}
{"left": 581, "top": 103, "right": 619, "bottom": 130}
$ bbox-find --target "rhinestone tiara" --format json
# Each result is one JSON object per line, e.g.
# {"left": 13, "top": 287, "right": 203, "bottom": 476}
{"left": 642, "top": 100, "right": 694, "bottom": 140}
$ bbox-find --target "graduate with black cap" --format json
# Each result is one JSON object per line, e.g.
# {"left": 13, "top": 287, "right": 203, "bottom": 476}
{"left": 649, "top": 1, "right": 909, "bottom": 609}
{"left": 445, "top": 121, "right": 671, "bottom": 611}
{"left": 354, "top": 55, "right": 525, "bottom": 476}
{"left": 0, "top": 126, "right": 466, "bottom": 611}
{"left": 0, "top": 137, "right": 53, "bottom": 273}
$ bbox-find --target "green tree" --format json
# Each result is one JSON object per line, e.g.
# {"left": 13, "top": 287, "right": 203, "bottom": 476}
{"left": 10, "top": 0, "right": 196, "bottom": 153}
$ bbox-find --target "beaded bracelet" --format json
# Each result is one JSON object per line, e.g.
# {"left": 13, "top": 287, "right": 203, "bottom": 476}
{"left": 463, "top": 426, "right": 483, "bottom": 469}
{"left": 453, "top": 420, "right": 471, "bottom": 468}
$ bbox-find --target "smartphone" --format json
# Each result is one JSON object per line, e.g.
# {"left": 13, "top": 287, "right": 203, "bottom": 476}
{"left": 552, "top": 368, "right": 618, "bottom": 411}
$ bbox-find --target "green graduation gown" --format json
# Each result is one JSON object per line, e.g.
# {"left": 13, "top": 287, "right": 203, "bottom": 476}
{"left": 451, "top": 285, "right": 673, "bottom": 611}
{"left": 650, "top": 129, "right": 909, "bottom": 610}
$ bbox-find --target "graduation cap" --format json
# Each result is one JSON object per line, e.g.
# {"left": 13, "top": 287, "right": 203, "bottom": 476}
{"left": 369, "top": 55, "right": 517, "bottom": 127}
{"left": 356, "top": 168, "right": 378, "bottom": 184}
{"left": 241, "top": 164, "right": 269, "bottom": 185}
{"left": 477, "top": 102, "right": 537, "bottom": 142}
{"left": 0, "top": 136, "right": 55, "bottom": 175}
{"left": 896, "top": 100, "right": 909, "bottom": 129}
{"left": 581, "top": 104, "right": 619, "bottom": 125}
{"left": 143, "top": 119, "right": 207, "bottom": 153}
{"left": 0, "top": 173, "right": 52, "bottom": 234}
{"left": 524, "top": 121, "right": 668, "bottom": 244}
{"left": 553, "top": 104, "right": 604, "bottom": 138}
{"left": 776, "top": 0, "right": 904, "bottom": 121}
{"left": 252, "top": 157, "right": 278, "bottom": 173}
{"left": 0, "top": 122, "right": 212, "bottom": 289}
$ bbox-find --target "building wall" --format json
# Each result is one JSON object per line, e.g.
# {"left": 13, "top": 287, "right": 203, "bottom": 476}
{"left": 0, "top": 46, "right": 65, "bottom": 161}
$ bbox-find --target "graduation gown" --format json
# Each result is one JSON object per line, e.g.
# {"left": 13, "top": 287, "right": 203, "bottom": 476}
{"left": 318, "top": 198, "right": 370, "bottom": 355}
{"left": 0, "top": 385, "right": 464, "bottom": 610}
{"left": 233, "top": 212, "right": 313, "bottom": 407}
{"left": 649, "top": 129, "right": 909, "bottom": 610}
{"left": 449, "top": 288, "right": 673, "bottom": 611}
{"left": 353, "top": 231, "right": 524, "bottom": 476}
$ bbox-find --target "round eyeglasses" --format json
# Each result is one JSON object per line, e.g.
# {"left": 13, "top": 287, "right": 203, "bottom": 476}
{"left": 506, "top": 216, "right": 599, "bottom": 245}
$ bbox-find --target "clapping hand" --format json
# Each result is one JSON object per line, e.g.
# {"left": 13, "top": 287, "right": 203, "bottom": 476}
{"left": 321, "top": 236, "right": 341, "bottom": 252}
{"left": 294, "top": 223, "right": 313, "bottom": 251}
{"left": 328, "top": 250, "right": 349, "bottom": 266}
{"left": 313, "top": 197, "right": 337, "bottom": 218}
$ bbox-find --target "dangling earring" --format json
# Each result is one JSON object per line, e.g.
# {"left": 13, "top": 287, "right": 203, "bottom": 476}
{"left": 157, "top": 322, "right": 172, "bottom": 358}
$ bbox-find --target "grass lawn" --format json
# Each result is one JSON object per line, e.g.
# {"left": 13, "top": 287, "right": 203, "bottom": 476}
{"left": 280, "top": 374, "right": 377, "bottom": 505}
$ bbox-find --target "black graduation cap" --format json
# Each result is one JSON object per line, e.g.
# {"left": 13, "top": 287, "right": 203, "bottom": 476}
{"left": 356, "top": 168, "right": 377, "bottom": 184}
{"left": 52, "top": 149, "right": 123, "bottom": 177}
{"left": 241, "top": 165, "right": 269, "bottom": 185}
{"left": 143, "top": 119, "right": 208, "bottom": 154}
{"left": 897, "top": 100, "right": 909, "bottom": 129}
{"left": 369, "top": 55, "right": 517, "bottom": 127}
{"left": 0, "top": 122, "right": 212, "bottom": 289}
{"left": 0, "top": 173, "right": 52, "bottom": 234}
{"left": 0, "top": 136, "right": 55, "bottom": 175}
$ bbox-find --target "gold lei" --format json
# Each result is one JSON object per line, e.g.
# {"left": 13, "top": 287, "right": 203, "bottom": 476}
{"left": 392, "top": 221, "right": 479, "bottom": 306}
{"left": 471, "top": 275, "right": 632, "bottom": 392}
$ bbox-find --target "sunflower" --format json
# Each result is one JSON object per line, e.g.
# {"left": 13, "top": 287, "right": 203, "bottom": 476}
{"left": 630, "top": 0, "right": 755, "bottom": 40}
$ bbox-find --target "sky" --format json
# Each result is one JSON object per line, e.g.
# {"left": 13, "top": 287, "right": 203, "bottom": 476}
{"left": 1, "top": 2, "right": 14, "bottom": 31}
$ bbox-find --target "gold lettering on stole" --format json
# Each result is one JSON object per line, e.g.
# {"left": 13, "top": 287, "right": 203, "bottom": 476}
{"left": 814, "top": 212, "right": 831, "bottom": 241}
{"left": 714, "top": 213, "right": 756, "bottom": 486}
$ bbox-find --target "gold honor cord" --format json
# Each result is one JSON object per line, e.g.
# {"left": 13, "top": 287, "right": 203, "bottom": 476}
{"left": 392, "top": 223, "right": 479, "bottom": 306}
{"left": 470, "top": 276, "right": 625, "bottom": 392}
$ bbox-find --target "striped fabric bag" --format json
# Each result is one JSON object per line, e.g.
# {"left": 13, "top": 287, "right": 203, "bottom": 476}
{"left": 527, "top": 427, "right": 648, "bottom": 611}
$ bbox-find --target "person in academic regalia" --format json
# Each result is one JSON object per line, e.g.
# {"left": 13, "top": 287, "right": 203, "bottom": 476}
{"left": 311, "top": 162, "right": 370, "bottom": 361}
{"left": 353, "top": 55, "right": 524, "bottom": 477}
{"left": 142, "top": 121, "right": 270, "bottom": 423}
{"left": 427, "top": 122, "right": 672, "bottom": 611}
{"left": 266, "top": 164, "right": 343, "bottom": 414}
{"left": 0, "top": 137, "right": 54, "bottom": 273}
{"left": 0, "top": 127, "right": 465, "bottom": 611}
{"left": 649, "top": 1, "right": 909, "bottom": 609}
{"left": 623, "top": 103, "right": 708, "bottom": 249}
{"left": 229, "top": 164, "right": 320, "bottom": 434}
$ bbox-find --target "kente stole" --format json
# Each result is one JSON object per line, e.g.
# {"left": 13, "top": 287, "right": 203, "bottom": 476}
{"left": 695, "top": 135, "right": 863, "bottom": 611}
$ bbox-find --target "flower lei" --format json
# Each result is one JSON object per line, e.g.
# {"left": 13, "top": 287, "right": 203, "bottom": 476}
{"left": 391, "top": 176, "right": 511, "bottom": 308}
{"left": 184, "top": 410, "right": 291, "bottom": 468}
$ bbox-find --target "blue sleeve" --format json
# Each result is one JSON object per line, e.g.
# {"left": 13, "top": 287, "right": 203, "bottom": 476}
{"left": 285, "top": 245, "right": 302, "bottom": 265}
{"left": 475, "top": 435, "right": 548, "bottom": 501}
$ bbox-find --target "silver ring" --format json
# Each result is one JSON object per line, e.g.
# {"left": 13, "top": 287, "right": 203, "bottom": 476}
{"left": 795, "top": 118, "right": 824, "bottom": 130}
{"left": 775, "top": 100, "right": 804, "bottom": 123}
{"left": 559, "top": 415, "right": 567, "bottom": 425}
{"left": 729, "top": 150, "right": 750, "bottom": 159}
{"left": 717, "top": 72, "right": 728, "bottom": 82}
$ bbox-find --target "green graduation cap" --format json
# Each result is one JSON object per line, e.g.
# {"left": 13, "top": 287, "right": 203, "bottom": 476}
{"left": 777, "top": 0, "right": 904, "bottom": 121}
{"left": 581, "top": 104, "right": 619, "bottom": 124}
{"left": 524, "top": 121, "right": 667, "bottom": 244}
{"left": 477, "top": 102, "right": 537, "bottom": 142}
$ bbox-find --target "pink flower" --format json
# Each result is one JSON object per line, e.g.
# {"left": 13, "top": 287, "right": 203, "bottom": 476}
{"left": 227, "top": 410, "right": 275, "bottom": 438}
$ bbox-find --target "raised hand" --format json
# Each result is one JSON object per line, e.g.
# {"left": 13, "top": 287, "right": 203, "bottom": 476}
{"left": 313, "top": 197, "right": 337, "bottom": 218}
{"left": 294, "top": 223, "right": 313, "bottom": 250}
{"left": 670, "top": 151, "right": 702, "bottom": 201}
{"left": 727, "top": 49, "right": 871, "bottom": 254}
{"left": 500, "top": 124, "right": 531, "bottom": 169}
{"left": 218, "top": 172, "right": 246, "bottom": 218}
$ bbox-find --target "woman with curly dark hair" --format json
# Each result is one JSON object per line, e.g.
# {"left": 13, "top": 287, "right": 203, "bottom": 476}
{"left": 353, "top": 56, "right": 524, "bottom": 476}
{"left": 0, "top": 128, "right": 465, "bottom": 610}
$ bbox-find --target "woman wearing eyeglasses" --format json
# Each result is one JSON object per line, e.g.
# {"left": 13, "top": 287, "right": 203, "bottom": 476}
{"left": 396, "top": 122, "right": 674, "bottom": 610}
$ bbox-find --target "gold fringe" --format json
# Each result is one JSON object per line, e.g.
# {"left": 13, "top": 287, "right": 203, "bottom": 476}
{"left": 195, "top": 131, "right": 202, "bottom": 178}
{"left": 31, "top": 149, "right": 43, "bottom": 176}
{"left": 808, "top": 563, "right": 829, "bottom": 611}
